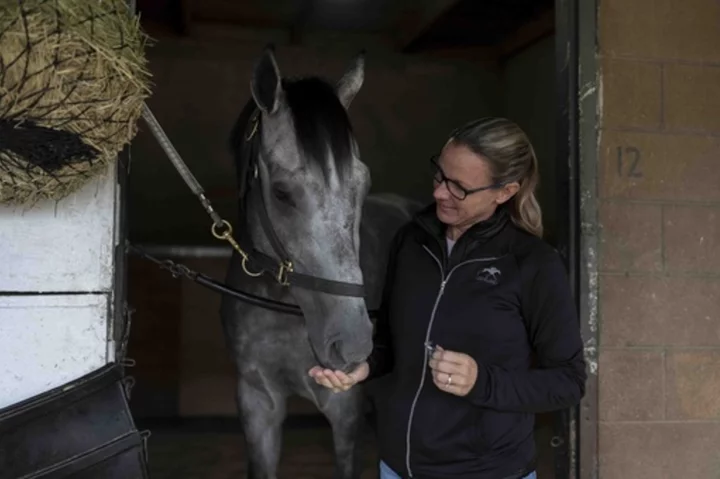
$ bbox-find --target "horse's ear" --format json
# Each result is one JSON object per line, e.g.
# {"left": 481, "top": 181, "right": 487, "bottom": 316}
{"left": 251, "top": 45, "right": 282, "bottom": 114}
{"left": 336, "top": 51, "right": 365, "bottom": 110}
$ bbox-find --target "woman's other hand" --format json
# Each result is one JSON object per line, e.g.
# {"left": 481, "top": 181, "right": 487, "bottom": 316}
{"left": 428, "top": 346, "right": 478, "bottom": 397}
{"left": 308, "top": 361, "right": 369, "bottom": 393}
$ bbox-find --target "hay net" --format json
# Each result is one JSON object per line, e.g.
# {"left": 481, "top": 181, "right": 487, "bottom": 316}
{"left": 0, "top": 0, "right": 152, "bottom": 204}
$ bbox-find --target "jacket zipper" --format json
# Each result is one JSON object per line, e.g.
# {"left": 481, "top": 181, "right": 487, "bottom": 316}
{"left": 404, "top": 245, "right": 499, "bottom": 477}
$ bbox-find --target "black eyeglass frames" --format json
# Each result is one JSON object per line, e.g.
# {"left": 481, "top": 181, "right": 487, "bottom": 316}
{"left": 429, "top": 155, "right": 503, "bottom": 200}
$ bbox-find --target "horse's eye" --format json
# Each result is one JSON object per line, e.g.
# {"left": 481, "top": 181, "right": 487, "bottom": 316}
{"left": 272, "top": 184, "right": 295, "bottom": 207}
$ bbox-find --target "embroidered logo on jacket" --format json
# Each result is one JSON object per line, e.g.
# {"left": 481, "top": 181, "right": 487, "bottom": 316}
{"left": 476, "top": 266, "right": 501, "bottom": 285}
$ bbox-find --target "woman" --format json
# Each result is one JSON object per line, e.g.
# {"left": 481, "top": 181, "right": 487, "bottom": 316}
{"left": 309, "top": 117, "right": 587, "bottom": 479}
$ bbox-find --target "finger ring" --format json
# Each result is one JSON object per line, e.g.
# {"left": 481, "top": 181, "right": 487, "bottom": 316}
{"left": 446, "top": 374, "right": 452, "bottom": 386}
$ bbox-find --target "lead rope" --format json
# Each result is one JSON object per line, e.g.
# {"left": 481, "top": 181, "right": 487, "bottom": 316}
{"left": 140, "top": 104, "right": 221, "bottom": 227}
{"left": 139, "top": 102, "right": 264, "bottom": 279}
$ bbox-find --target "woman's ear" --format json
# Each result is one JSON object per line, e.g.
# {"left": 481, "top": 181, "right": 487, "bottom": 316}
{"left": 494, "top": 182, "right": 520, "bottom": 205}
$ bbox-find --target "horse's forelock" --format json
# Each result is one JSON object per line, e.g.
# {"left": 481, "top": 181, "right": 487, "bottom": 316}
{"left": 229, "top": 76, "right": 358, "bottom": 194}
{"left": 281, "top": 77, "right": 355, "bottom": 181}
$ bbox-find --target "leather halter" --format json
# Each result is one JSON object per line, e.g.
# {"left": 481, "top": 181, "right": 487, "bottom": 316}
{"left": 229, "top": 108, "right": 367, "bottom": 298}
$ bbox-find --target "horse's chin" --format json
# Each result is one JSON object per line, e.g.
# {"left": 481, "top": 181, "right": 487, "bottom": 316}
{"left": 343, "top": 360, "right": 364, "bottom": 376}
{"left": 315, "top": 356, "right": 363, "bottom": 376}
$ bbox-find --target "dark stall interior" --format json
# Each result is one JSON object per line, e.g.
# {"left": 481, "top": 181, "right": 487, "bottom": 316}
{"left": 124, "top": 0, "right": 564, "bottom": 477}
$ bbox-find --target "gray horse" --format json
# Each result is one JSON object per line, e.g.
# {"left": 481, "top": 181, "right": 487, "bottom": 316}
{"left": 219, "top": 47, "right": 421, "bottom": 479}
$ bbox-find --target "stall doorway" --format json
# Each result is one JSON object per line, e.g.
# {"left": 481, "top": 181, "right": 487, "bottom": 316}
{"left": 121, "top": 0, "right": 587, "bottom": 477}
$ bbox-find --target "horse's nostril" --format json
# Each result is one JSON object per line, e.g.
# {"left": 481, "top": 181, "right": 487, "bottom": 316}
{"left": 329, "top": 340, "right": 344, "bottom": 363}
{"left": 326, "top": 336, "right": 371, "bottom": 371}
{"left": 327, "top": 338, "right": 358, "bottom": 371}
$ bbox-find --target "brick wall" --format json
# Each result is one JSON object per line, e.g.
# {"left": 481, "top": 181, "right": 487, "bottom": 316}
{"left": 597, "top": 0, "right": 720, "bottom": 477}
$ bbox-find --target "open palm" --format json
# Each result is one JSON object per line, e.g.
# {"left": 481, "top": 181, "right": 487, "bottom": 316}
{"left": 308, "top": 362, "right": 369, "bottom": 393}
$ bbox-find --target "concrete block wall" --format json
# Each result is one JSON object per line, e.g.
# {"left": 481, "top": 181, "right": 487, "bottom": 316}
{"left": 597, "top": 0, "right": 720, "bottom": 476}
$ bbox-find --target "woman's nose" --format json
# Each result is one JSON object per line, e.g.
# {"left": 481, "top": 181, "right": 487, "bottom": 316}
{"left": 433, "top": 180, "right": 450, "bottom": 200}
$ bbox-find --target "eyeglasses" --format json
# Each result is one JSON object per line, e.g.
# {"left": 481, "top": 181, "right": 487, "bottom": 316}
{"left": 430, "top": 155, "right": 503, "bottom": 201}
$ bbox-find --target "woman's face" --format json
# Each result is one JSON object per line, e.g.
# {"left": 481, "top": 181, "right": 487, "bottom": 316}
{"left": 432, "top": 141, "right": 518, "bottom": 236}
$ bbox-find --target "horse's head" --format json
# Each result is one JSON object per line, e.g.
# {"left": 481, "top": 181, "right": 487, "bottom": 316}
{"left": 232, "top": 46, "right": 372, "bottom": 372}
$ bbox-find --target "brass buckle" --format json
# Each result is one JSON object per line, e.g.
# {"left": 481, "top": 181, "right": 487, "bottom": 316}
{"left": 277, "top": 260, "right": 293, "bottom": 286}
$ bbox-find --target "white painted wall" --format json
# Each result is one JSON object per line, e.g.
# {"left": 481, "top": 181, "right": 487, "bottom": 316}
{"left": 0, "top": 295, "right": 110, "bottom": 408}
{"left": 0, "top": 164, "right": 119, "bottom": 409}
{"left": 0, "top": 166, "right": 118, "bottom": 293}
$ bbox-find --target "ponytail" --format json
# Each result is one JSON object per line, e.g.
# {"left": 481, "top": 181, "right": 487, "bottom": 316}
{"left": 510, "top": 149, "right": 543, "bottom": 237}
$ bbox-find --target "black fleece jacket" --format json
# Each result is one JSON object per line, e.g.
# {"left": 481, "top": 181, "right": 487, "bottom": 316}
{"left": 364, "top": 203, "right": 587, "bottom": 479}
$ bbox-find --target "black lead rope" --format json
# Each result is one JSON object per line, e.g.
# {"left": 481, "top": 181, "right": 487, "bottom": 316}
{"left": 126, "top": 243, "right": 380, "bottom": 319}
{"left": 126, "top": 243, "right": 303, "bottom": 316}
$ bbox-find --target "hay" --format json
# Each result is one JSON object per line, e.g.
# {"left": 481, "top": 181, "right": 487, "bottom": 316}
{"left": 0, "top": 0, "right": 152, "bottom": 204}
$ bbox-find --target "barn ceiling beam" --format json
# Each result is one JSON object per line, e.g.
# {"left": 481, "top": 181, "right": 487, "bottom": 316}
{"left": 393, "top": 0, "right": 461, "bottom": 52}
{"left": 134, "top": 0, "right": 194, "bottom": 36}
{"left": 497, "top": 9, "right": 555, "bottom": 61}
{"left": 186, "top": 0, "right": 289, "bottom": 29}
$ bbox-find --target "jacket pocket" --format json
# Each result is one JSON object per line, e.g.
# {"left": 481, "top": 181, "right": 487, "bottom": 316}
{"left": 410, "top": 391, "right": 480, "bottom": 463}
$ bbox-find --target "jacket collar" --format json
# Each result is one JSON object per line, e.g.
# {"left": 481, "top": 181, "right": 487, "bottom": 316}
{"left": 412, "top": 202, "right": 513, "bottom": 267}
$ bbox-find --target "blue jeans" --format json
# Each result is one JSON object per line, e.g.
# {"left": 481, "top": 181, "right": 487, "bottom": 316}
{"left": 379, "top": 460, "right": 537, "bottom": 479}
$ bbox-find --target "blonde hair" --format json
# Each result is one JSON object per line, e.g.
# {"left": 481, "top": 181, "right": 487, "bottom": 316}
{"left": 449, "top": 117, "right": 543, "bottom": 237}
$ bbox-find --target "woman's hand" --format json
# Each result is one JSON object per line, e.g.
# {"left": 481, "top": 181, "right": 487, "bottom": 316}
{"left": 308, "top": 361, "right": 369, "bottom": 393}
{"left": 428, "top": 346, "right": 478, "bottom": 397}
